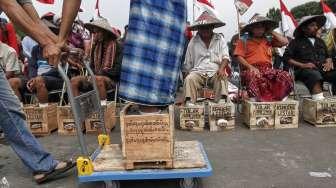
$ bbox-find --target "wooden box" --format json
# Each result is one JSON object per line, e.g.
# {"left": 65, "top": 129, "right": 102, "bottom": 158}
{"left": 179, "top": 103, "right": 205, "bottom": 131}
{"left": 57, "top": 106, "right": 83, "bottom": 135}
{"left": 120, "top": 104, "right": 174, "bottom": 170}
{"left": 302, "top": 98, "right": 336, "bottom": 127}
{"left": 85, "top": 102, "right": 116, "bottom": 134}
{"left": 243, "top": 100, "right": 275, "bottom": 130}
{"left": 23, "top": 103, "right": 58, "bottom": 136}
{"left": 274, "top": 100, "right": 299, "bottom": 129}
{"left": 209, "top": 102, "right": 235, "bottom": 131}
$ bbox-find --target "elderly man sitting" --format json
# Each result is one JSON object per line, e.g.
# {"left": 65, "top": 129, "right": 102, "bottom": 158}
{"left": 284, "top": 15, "right": 336, "bottom": 99}
{"left": 183, "top": 11, "right": 230, "bottom": 106}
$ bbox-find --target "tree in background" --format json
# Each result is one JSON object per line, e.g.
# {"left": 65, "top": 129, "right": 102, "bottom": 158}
{"left": 266, "top": 7, "right": 281, "bottom": 23}
{"left": 266, "top": 0, "right": 336, "bottom": 21}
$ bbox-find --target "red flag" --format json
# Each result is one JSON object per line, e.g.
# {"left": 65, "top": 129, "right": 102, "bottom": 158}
{"left": 280, "top": 0, "right": 297, "bottom": 38}
{"left": 235, "top": 0, "right": 253, "bottom": 15}
{"left": 196, "top": 0, "right": 214, "bottom": 9}
{"left": 321, "top": 0, "right": 336, "bottom": 29}
{"left": 36, "top": 0, "right": 54, "bottom": 4}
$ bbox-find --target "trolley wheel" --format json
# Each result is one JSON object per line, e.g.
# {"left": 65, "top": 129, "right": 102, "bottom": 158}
{"left": 179, "top": 178, "right": 202, "bottom": 188}
{"left": 103, "top": 180, "right": 120, "bottom": 188}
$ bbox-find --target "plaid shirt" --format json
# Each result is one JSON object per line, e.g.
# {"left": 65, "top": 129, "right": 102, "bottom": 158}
{"left": 119, "top": 0, "right": 186, "bottom": 105}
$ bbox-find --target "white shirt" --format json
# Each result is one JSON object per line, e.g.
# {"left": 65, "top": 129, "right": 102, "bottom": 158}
{"left": 0, "top": 43, "right": 21, "bottom": 75}
{"left": 183, "top": 33, "right": 230, "bottom": 77}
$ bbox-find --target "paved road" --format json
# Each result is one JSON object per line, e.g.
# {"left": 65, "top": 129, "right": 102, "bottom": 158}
{"left": 1, "top": 112, "right": 336, "bottom": 188}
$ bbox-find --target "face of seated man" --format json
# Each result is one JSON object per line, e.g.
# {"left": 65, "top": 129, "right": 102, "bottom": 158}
{"left": 302, "top": 21, "right": 319, "bottom": 38}
{"left": 198, "top": 27, "right": 214, "bottom": 41}
{"left": 250, "top": 23, "right": 266, "bottom": 38}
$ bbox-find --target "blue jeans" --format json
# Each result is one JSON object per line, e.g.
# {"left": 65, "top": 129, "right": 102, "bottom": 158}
{"left": 0, "top": 68, "right": 57, "bottom": 173}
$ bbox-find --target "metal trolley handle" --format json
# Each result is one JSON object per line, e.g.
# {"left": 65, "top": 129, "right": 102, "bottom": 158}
{"left": 58, "top": 52, "right": 107, "bottom": 156}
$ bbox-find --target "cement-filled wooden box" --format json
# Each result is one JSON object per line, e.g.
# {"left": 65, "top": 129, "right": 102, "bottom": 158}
{"left": 57, "top": 105, "right": 83, "bottom": 136}
{"left": 208, "top": 102, "right": 235, "bottom": 131}
{"left": 23, "top": 103, "right": 58, "bottom": 136}
{"left": 274, "top": 100, "right": 299, "bottom": 129}
{"left": 243, "top": 100, "right": 275, "bottom": 130}
{"left": 120, "top": 104, "right": 174, "bottom": 170}
{"left": 178, "top": 103, "right": 205, "bottom": 131}
{"left": 85, "top": 101, "right": 117, "bottom": 134}
{"left": 302, "top": 98, "right": 336, "bottom": 127}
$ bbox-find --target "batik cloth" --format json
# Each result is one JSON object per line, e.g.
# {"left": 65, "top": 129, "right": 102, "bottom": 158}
{"left": 119, "top": 0, "right": 186, "bottom": 105}
{"left": 241, "top": 64, "right": 293, "bottom": 102}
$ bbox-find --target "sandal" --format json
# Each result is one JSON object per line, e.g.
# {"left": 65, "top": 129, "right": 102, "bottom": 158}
{"left": 33, "top": 160, "right": 76, "bottom": 184}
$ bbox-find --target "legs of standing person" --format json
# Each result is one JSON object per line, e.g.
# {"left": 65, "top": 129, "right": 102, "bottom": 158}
{"left": 0, "top": 68, "right": 58, "bottom": 173}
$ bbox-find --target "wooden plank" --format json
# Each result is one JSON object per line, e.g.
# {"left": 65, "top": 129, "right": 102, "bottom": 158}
{"left": 173, "top": 141, "right": 206, "bottom": 169}
{"left": 93, "top": 141, "right": 206, "bottom": 172}
{"left": 93, "top": 144, "right": 124, "bottom": 171}
{"left": 208, "top": 102, "right": 235, "bottom": 131}
{"left": 23, "top": 104, "right": 58, "bottom": 136}
{"left": 179, "top": 103, "right": 205, "bottom": 131}
{"left": 243, "top": 100, "right": 275, "bottom": 130}
{"left": 85, "top": 101, "right": 117, "bottom": 134}
{"left": 274, "top": 100, "right": 299, "bottom": 129}
{"left": 120, "top": 104, "right": 174, "bottom": 169}
{"left": 303, "top": 98, "right": 336, "bottom": 127}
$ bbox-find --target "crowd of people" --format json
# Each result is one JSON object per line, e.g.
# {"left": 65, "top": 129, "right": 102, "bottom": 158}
{"left": 0, "top": 0, "right": 336, "bottom": 185}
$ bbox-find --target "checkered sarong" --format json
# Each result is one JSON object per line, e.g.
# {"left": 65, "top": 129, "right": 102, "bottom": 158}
{"left": 118, "top": 0, "right": 186, "bottom": 105}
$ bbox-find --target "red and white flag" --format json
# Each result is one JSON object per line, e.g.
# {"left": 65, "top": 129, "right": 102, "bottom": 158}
{"left": 280, "top": 0, "right": 297, "bottom": 38}
{"left": 194, "top": 0, "right": 218, "bottom": 17}
{"left": 235, "top": 0, "right": 253, "bottom": 15}
{"left": 196, "top": 0, "right": 214, "bottom": 8}
{"left": 321, "top": 0, "right": 336, "bottom": 29}
{"left": 36, "top": 0, "right": 54, "bottom": 4}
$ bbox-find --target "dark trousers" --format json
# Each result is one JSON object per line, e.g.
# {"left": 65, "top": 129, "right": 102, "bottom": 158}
{"left": 295, "top": 68, "right": 336, "bottom": 94}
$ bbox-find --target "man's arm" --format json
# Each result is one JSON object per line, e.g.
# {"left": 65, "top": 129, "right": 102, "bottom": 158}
{"left": 58, "top": 0, "right": 82, "bottom": 47}
{"left": 271, "top": 31, "right": 289, "bottom": 47}
{"left": 0, "top": 0, "right": 54, "bottom": 47}
{"left": 21, "top": 3, "right": 58, "bottom": 42}
{"left": 44, "top": 0, "right": 81, "bottom": 65}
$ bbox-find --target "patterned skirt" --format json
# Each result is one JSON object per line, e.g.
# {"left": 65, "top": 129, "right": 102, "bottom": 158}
{"left": 241, "top": 64, "right": 294, "bottom": 102}
{"left": 118, "top": 0, "right": 187, "bottom": 105}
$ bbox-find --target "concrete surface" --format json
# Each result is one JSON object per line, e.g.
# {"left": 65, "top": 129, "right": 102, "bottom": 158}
{"left": 1, "top": 112, "right": 336, "bottom": 188}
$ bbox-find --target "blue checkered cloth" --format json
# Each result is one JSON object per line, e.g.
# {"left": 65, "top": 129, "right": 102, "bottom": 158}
{"left": 118, "top": 0, "right": 186, "bottom": 106}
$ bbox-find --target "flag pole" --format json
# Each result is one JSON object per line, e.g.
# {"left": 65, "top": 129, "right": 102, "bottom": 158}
{"left": 236, "top": 7, "right": 241, "bottom": 39}
{"left": 193, "top": 0, "right": 196, "bottom": 22}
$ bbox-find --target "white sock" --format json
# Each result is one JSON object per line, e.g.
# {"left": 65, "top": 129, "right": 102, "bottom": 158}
{"left": 39, "top": 103, "right": 48, "bottom": 107}
{"left": 282, "top": 96, "right": 288, "bottom": 101}
{"left": 312, "top": 93, "right": 325, "bottom": 100}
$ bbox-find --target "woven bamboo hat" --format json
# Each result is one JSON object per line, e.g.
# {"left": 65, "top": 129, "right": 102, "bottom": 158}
{"left": 189, "top": 11, "right": 225, "bottom": 31}
{"left": 85, "top": 17, "right": 119, "bottom": 38}
{"left": 241, "top": 14, "right": 277, "bottom": 33}
{"left": 294, "top": 15, "right": 326, "bottom": 37}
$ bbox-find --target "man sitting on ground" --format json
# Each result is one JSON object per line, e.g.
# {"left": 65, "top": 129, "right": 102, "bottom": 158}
{"left": 283, "top": 15, "right": 336, "bottom": 99}
{"left": 183, "top": 11, "right": 230, "bottom": 106}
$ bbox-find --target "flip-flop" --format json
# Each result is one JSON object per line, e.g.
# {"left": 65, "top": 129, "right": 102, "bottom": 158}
{"left": 34, "top": 160, "right": 76, "bottom": 184}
